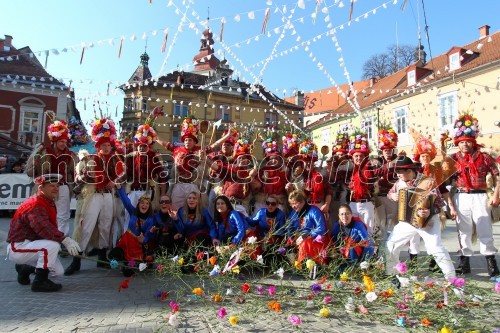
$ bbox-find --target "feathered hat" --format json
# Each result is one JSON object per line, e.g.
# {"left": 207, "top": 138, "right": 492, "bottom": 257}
{"left": 299, "top": 138, "right": 318, "bottom": 161}
{"left": 348, "top": 128, "right": 370, "bottom": 155}
{"left": 91, "top": 118, "right": 117, "bottom": 148}
{"left": 410, "top": 128, "right": 437, "bottom": 162}
{"left": 377, "top": 123, "right": 398, "bottom": 150}
{"left": 452, "top": 109, "right": 479, "bottom": 146}
{"left": 46, "top": 111, "right": 70, "bottom": 142}
{"left": 134, "top": 105, "right": 164, "bottom": 146}
{"left": 282, "top": 132, "right": 301, "bottom": 158}
{"left": 180, "top": 115, "right": 199, "bottom": 143}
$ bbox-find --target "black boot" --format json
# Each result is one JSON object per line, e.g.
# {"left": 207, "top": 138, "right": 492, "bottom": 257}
{"left": 97, "top": 248, "right": 109, "bottom": 268}
{"left": 64, "top": 256, "right": 81, "bottom": 276}
{"left": 31, "top": 268, "right": 62, "bottom": 292}
{"left": 408, "top": 253, "right": 418, "bottom": 270}
{"left": 428, "top": 258, "right": 440, "bottom": 273}
{"left": 455, "top": 255, "right": 471, "bottom": 274}
{"left": 485, "top": 255, "right": 499, "bottom": 277}
{"left": 15, "top": 264, "right": 36, "bottom": 285}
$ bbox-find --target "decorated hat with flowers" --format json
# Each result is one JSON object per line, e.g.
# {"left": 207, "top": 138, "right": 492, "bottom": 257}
{"left": 348, "top": 128, "right": 370, "bottom": 155}
{"left": 134, "top": 124, "right": 157, "bottom": 146}
{"left": 47, "top": 119, "right": 71, "bottom": 142}
{"left": 233, "top": 137, "right": 252, "bottom": 158}
{"left": 282, "top": 132, "right": 301, "bottom": 158}
{"left": 410, "top": 128, "right": 437, "bottom": 162}
{"left": 452, "top": 110, "right": 479, "bottom": 146}
{"left": 181, "top": 115, "right": 199, "bottom": 144}
{"left": 91, "top": 118, "right": 117, "bottom": 148}
{"left": 299, "top": 139, "right": 318, "bottom": 161}
{"left": 260, "top": 129, "right": 280, "bottom": 156}
{"left": 377, "top": 124, "right": 398, "bottom": 150}
{"left": 223, "top": 128, "right": 238, "bottom": 146}
{"left": 332, "top": 131, "right": 349, "bottom": 153}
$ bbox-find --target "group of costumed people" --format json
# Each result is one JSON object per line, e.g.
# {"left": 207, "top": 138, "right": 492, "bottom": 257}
{"left": 5, "top": 106, "right": 500, "bottom": 292}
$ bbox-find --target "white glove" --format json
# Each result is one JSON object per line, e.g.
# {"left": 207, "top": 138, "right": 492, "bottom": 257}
{"left": 62, "top": 237, "right": 82, "bottom": 256}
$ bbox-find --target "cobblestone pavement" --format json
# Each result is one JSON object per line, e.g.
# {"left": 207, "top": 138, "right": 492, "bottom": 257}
{"left": 1, "top": 217, "right": 498, "bottom": 333}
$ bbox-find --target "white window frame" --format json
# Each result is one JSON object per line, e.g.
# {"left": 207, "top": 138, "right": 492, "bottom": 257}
{"left": 361, "top": 116, "right": 374, "bottom": 141}
{"left": 172, "top": 130, "right": 181, "bottom": 143}
{"left": 174, "top": 105, "right": 189, "bottom": 117}
{"left": 407, "top": 70, "right": 416, "bottom": 86}
{"left": 437, "top": 90, "right": 458, "bottom": 133}
{"left": 217, "top": 106, "right": 231, "bottom": 121}
{"left": 393, "top": 105, "right": 409, "bottom": 146}
{"left": 265, "top": 112, "right": 277, "bottom": 124}
{"left": 20, "top": 106, "right": 43, "bottom": 133}
{"left": 449, "top": 52, "right": 460, "bottom": 71}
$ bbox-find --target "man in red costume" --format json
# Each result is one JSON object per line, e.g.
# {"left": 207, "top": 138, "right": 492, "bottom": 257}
{"left": 448, "top": 112, "right": 499, "bottom": 277}
{"left": 7, "top": 174, "right": 81, "bottom": 292}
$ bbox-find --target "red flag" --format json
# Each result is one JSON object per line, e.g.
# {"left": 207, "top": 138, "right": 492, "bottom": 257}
{"left": 261, "top": 8, "right": 270, "bottom": 34}
{"left": 161, "top": 29, "right": 169, "bottom": 53}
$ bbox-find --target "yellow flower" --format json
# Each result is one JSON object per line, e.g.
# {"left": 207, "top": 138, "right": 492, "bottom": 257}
{"left": 414, "top": 291, "right": 426, "bottom": 301}
{"left": 363, "top": 274, "right": 375, "bottom": 292}
{"left": 294, "top": 260, "right": 302, "bottom": 270}
{"left": 306, "top": 259, "right": 316, "bottom": 270}
{"left": 340, "top": 272, "right": 349, "bottom": 282}
{"left": 192, "top": 288, "right": 203, "bottom": 296}
{"left": 440, "top": 326, "right": 453, "bottom": 333}
{"left": 464, "top": 120, "right": 472, "bottom": 127}
{"left": 178, "top": 257, "right": 185, "bottom": 266}
{"left": 319, "top": 306, "right": 331, "bottom": 317}
{"left": 231, "top": 265, "right": 240, "bottom": 274}
{"left": 229, "top": 315, "right": 239, "bottom": 326}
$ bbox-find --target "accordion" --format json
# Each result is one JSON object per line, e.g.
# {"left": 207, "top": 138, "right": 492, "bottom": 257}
{"left": 398, "top": 188, "right": 435, "bottom": 228}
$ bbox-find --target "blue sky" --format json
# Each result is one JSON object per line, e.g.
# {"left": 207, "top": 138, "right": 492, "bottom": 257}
{"left": 2, "top": 0, "right": 499, "bottom": 128}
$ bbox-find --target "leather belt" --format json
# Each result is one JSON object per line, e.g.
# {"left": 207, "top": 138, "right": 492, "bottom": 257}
{"left": 457, "top": 189, "right": 486, "bottom": 194}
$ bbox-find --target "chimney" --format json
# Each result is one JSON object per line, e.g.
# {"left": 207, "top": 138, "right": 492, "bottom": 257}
{"left": 479, "top": 25, "right": 490, "bottom": 39}
{"left": 414, "top": 45, "right": 427, "bottom": 66}
{"left": 369, "top": 77, "right": 377, "bottom": 87}
{"left": 295, "top": 90, "right": 304, "bottom": 107}
{"left": 3, "top": 35, "right": 13, "bottom": 52}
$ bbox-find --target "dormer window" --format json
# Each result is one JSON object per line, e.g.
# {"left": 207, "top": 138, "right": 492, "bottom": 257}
{"left": 407, "top": 70, "right": 416, "bottom": 86}
{"left": 449, "top": 52, "right": 460, "bottom": 71}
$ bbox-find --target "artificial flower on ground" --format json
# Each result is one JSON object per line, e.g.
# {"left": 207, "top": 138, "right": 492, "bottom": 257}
{"left": 311, "top": 284, "right": 322, "bottom": 295}
{"left": 209, "top": 256, "right": 217, "bottom": 266}
{"left": 256, "top": 285, "right": 264, "bottom": 294}
{"left": 287, "top": 315, "right": 302, "bottom": 326}
{"left": 241, "top": 283, "right": 251, "bottom": 293}
{"left": 217, "top": 308, "right": 227, "bottom": 319}
{"left": 358, "top": 305, "right": 369, "bottom": 314}
{"left": 192, "top": 288, "right": 203, "bottom": 297}
{"left": 274, "top": 267, "right": 285, "bottom": 279}
{"left": 168, "top": 312, "right": 179, "bottom": 327}
{"left": 340, "top": 272, "right": 349, "bottom": 282}
{"left": 421, "top": 317, "right": 431, "bottom": 327}
{"left": 267, "top": 285, "right": 276, "bottom": 296}
{"left": 363, "top": 274, "right": 375, "bottom": 292}
{"left": 229, "top": 315, "right": 239, "bottom": 326}
{"left": 319, "top": 306, "right": 331, "bottom": 317}
{"left": 394, "top": 262, "right": 408, "bottom": 274}
{"left": 323, "top": 296, "right": 332, "bottom": 304}
{"left": 294, "top": 260, "right": 302, "bottom": 270}
{"left": 177, "top": 257, "right": 185, "bottom": 266}
{"left": 306, "top": 259, "right": 316, "bottom": 270}
{"left": 118, "top": 276, "right": 134, "bottom": 292}
{"left": 109, "top": 259, "right": 119, "bottom": 269}
{"left": 213, "top": 295, "right": 222, "bottom": 303}
{"left": 226, "top": 288, "right": 234, "bottom": 296}
{"left": 440, "top": 326, "right": 453, "bottom": 333}
{"left": 366, "top": 291, "right": 378, "bottom": 302}
{"left": 267, "top": 301, "right": 281, "bottom": 312}
{"left": 169, "top": 302, "right": 179, "bottom": 313}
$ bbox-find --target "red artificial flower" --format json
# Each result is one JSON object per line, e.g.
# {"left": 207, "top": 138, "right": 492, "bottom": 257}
{"left": 241, "top": 283, "right": 251, "bottom": 293}
{"left": 196, "top": 252, "right": 205, "bottom": 261}
{"left": 354, "top": 286, "right": 363, "bottom": 294}
{"left": 421, "top": 317, "right": 431, "bottom": 327}
{"left": 317, "top": 276, "right": 327, "bottom": 285}
{"left": 118, "top": 276, "right": 134, "bottom": 292}
{"left": 161, "top": 292, "right": 169, "bottom": 301}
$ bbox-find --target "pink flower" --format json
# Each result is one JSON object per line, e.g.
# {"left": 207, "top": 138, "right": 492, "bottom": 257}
{"left": 396, "top": 301, "right": 408, "bottom": 310}
{"left": 256, "top": 285, "right": 264, "bottom": 295}
{"left": 394, "top": 262, "right": 408, "bottom": 274}
{"left": 448, "top": 277, "right": 466, "bottom": 288}
{"left": 268, "top": 285, "right": 276, "bottom": 297}
{"left": 218, "top": 307, "right": 227, "bottom": 319}
{"left": 287, "top": 315, "right": 302, "bottom": 326}
{"left": 323, "top": 296, "right": 332, "bottom": 304}
{"left": 495, "top": 282, "right": 500, "bottom": 294}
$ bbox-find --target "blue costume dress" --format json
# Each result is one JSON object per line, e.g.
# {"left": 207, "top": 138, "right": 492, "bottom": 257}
{"left": 247, "top": 208, "right": 286, "bottom": 239}
{"left": 331, "top": 217, "right": 374, "bottom": 262}
{"left": 152, "top": 210, "right": 184, "bottom": 254}
{"left": 177, "top": 207, "right": 215, "bottom": 247}
{"left": 212, "top": 210, "right": 248, "bottom": 245}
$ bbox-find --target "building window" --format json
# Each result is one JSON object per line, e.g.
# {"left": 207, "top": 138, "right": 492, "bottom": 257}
{"left": 265, "top": 112, "right": 277, "bottom": 124}
{"left": 142, "top": 99, "right": 148, "bottom": 112}
{"left": 393, "top": 106, "right": 408, "bottom": 145}
{"left": 217, "top": 106, "right": 231, "bottom": 121}
{"left": 361, "top": 117, "right": 374, "bottom": 140}
{"left": 21, "top": 107, "right": 42, "bottom": 133}
{"left": 449, "top": 52, "right": 460, "bottom": 71}
{"left": 407, "top": 70, "right": 416, "bottom": 86}
{"left": 438, "top": 91, "right": 458, "bottom": 131}
{"left": 221, "top": 74, "right": 228, "bottom": 87}
{"left": 172, "top": 130, "right": 180, "bottom": 143}
{"left": 174, "top": 105, "right": 188, "bottom": 117}
{"left": 126, "top": 99, "right": 133, "bottom": 112}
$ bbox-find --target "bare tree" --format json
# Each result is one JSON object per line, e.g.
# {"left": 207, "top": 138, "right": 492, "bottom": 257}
{"left": 362, "top": 44, "right": 417, "bottom": 79}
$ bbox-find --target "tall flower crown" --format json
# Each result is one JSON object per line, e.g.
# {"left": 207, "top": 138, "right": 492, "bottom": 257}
{"left": 377, "top": 123, "right": 398, "bottom": 150}
{"left": 453, "top": 109, "right": 479, "bottom": 145}
{"left": 299, "top": 139, "right": 318, "bottom": 161}
{"left": 180, "top": 115, "right": 199, "bottom": 143}
{"left": 91, "top": 118, "right": 117, "bottom": 146}
{"left": 282, "top": 132, "right": 301, "bottom": 157}
{"left": 260, "top": 128, "right": 280, "bottom": 156}
{"left": 348, "top": 128, "right": 370, "bottom": 155}
{"left": 134, "top": 106, "right": 164, "bottom": 146}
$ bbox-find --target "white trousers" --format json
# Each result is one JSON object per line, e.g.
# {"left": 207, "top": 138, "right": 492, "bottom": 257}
{"left": 113, "top": 196, "right": 126, "bottom": 247}
{"left": 55, "top": 184, "right": 71, "bottom": 236}
{"left": 385, "top": 215, "right": 456, "bottom": 278}
{"left": 7, "top": 240, "right": 63, "bottom": 276}
{"left": 124, "top": 190, "right": 148, "bottom": 232}
{"left": 79, "top": 193, "right": 114, "bottom": 251}
{"left": 453, "top": 193, "right": 497, "bottom": 256}
{"left": 350, "top": 201, "right": 376, "bottom": 235}
{"left": 171, "top": 183, "right": 199, "bottom": 210}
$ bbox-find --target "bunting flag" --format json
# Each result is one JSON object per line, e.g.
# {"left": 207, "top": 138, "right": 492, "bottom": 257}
{"left": 313, "top": 0, "right": 320, "bottom": 24}
{"left": 349, "top": 0, "right": 354, "bottom": 21}
{"left": 107, "top": 82, "right": 110, "bottom": 96}
{"left": 44, "top": 51, "right": 49, "bottom": 69}
{"left": 161, "top": 29, "right": 169, "bottom": 53}
{"left": 80, "top": 47, "right": 85, "bottom": 65}
{"left": 220, "top": 18, "right": 225, "bottom": 42}
{"left": 170, "top": 86, "right": 174, "bottom": 100}
{"left": 401, "top": 0, "right": 408, "bottom": 11}
{"left": 207, "top": 91, "right": 212, "bottom": 102}
{"left": 118, "top": 37, "right": 124, "bottom": 59}
{"left": 261, "top": 8, "right": 270, "bottom": 34}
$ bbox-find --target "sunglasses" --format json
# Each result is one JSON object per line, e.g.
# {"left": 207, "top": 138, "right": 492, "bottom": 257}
{"left": 159, "top": 200, "right": 172, "bottom": 204}
{"left": 266, "top": 201, "right": 278, "bottom": 207}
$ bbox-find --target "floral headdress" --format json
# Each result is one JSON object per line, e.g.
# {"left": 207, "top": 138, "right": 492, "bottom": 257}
{"left": 180, "top": 115, "right": 199, "bottom": 144}
{"left": 67, "top": 116, "right": 89, "bottom": 145}
{"left": 260, "top": 128, "right": 280, "bottom": 156}
{"left": 410, "top": 128, "right": 437, "bottom": 162}
{"left": 453, "top": 110, "right": 479, "bottom": 146}
{"left": 134, "top": 106, "right": 164, "bottom": 146}
{"left": 46, "top": 111, "right": 70, "bottom": 142}
{"left": 348, "top": 128, "right": 370, "bottom": 155}
{"left": 282, "top": 132, "right": 301, "bottom": 158}
{"left": 91, "top": 118, "right": 117, "bottom": 148}
{"left": 299, "top": 139, "right": 318, "bottom": 161}
{"left": 333, "top": 131, "right": 349, "bottom": 154}
{"left": 234, "top": 135, "right": 252, "bottom": 158}
{"left": 377, "top": 124, "right": 398, "bottom": 150}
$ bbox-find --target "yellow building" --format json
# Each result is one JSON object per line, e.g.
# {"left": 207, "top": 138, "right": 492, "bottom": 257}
{"left": 308, "top": 25, "right": 500, "bottom": 159}
{"left": 119, "top": 29, "right": 303, "bottom": 160}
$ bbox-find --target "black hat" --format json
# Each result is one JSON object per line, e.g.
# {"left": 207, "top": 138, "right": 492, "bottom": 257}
{"left": 394, "top": 156, "right": 421, "bottom": 170}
